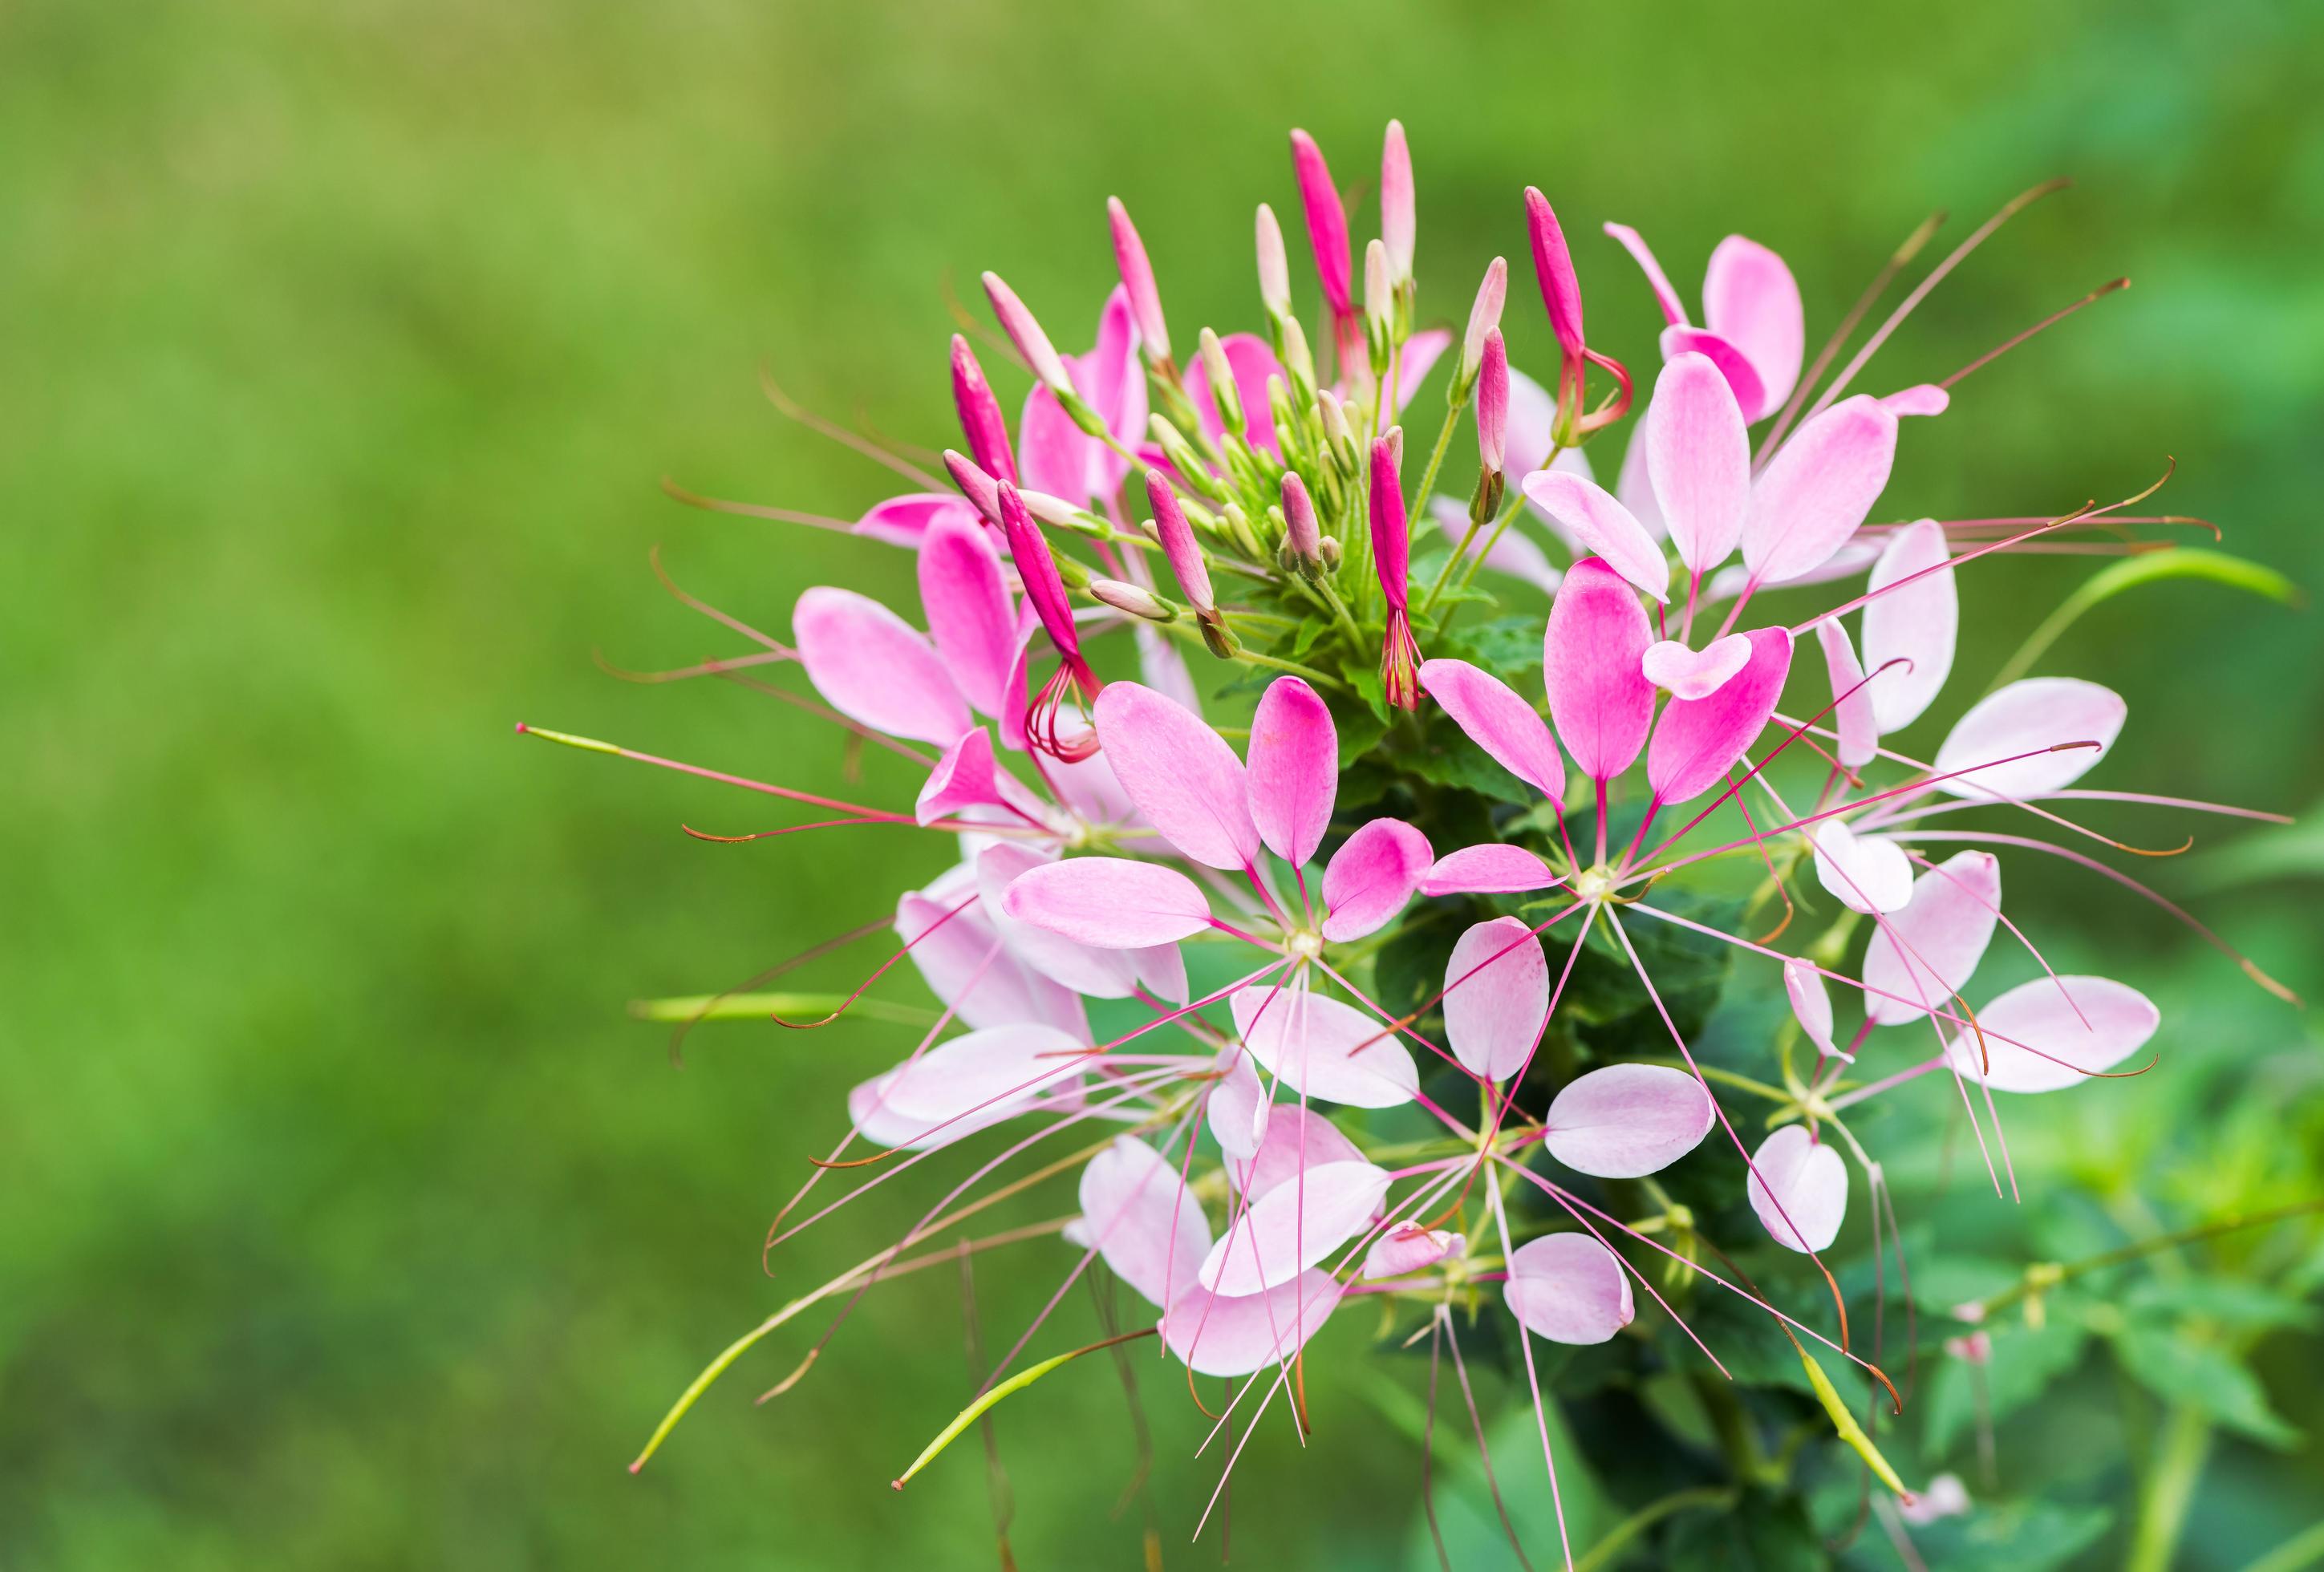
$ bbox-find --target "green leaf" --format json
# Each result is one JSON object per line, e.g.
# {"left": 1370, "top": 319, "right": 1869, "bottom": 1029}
{"left": 1911, "top": 1500, "right": 2115, "bottom": 1572}
{"left": 2124, "top": 1276, "right": 2321, "bottom": 1333}
{"left": 1921, "top": 1318, "right": 2090, "bottom": 1459}
{"left": 2107, "top": 1324, "right": 2302, "bottom": 1448}
{"left": 1989, "top": 547, "right": 2300, "bottom": 688}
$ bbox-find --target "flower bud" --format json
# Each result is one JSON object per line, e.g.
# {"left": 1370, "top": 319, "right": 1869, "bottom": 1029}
{"left": 1280, "top": 470, "right": 1321, "bottom": 569}
{"left": 1476, "top": 328, "right": 1509, "bottom": 476}
{"left": 998, "top": 483, "right": 1081, "bottom": 660}
{"left": 1146, "top": 414, "right": 1219, "bottom": 498}
{"left": 1088, "top": 577, "right": 1177, "bottom": 622}
{"left": 1018, "top": 488, "right": 1097, "bottom": 536}
{"left": 1369, "top": 438, "right": 1409, "bottom": 601}
{"left": 1198, "top": 327, "right": 1243, "bottom": 435}
{"left": 1254, "top": 202, "right": 1292, "bottom": 321}
{"left": 950, "top": 336, "right": 1016, "bottom": 486}
{"left": 1455, "top": 257, "right": 1507, "bottom": 399}
{"left": 1288, "top": 128, "right": 1353, "bottom": 318}
{"left": 1278, "top": 314, "right": 1317, "bottom": 404}
{"left": 1363, "top": 238, "right": 1393, "bottom": 364}
{"left": 981, "top": 270, "right": 1075, "bottom": 395}
{"left": 1522, "top": 187, "right": 1585, "bottom": 362}
{"left": 1381, "top": 422, "right": 1405, "bottom": 472}
{"left": 1380, "top": 120, "right": 1414, "bottom": 284}
{"left": 1316, "top": 389, "right": 1357, "bottom": 468}
{"left": 1318, "top": 535, "right": 1343, "bottom": 569}
{"left": 1146, "top": 472, "right": 1214, "bottom": 614}
{"left": 942, "top": 448, "right": 1002, "bottom": 525}
{"left": 1105, "top": 196, "right": 1171, "bottom": 364}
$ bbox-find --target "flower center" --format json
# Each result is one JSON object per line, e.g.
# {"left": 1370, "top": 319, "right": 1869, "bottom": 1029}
{"left": 1284, "top": 929, "right": 1325, "bottom": 961}
{"left": 1572, "top": 864, "right": 1613, "bottom": 903}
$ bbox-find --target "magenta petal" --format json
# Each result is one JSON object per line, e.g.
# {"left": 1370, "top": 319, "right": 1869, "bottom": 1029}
{"left": 1784, "top": 958, "right": 1839, "bottom": 1060}
{"left": 1702, "top": 235, "right": 1804, "bottom": 416}
{"left": 1543, "top": 557, "right": 1657, "bottom": 784}
{"left": 1246, "top": 677, "right": 1337, "bottom": 867}
{"left": 1162, "top": 1270, "right": 1342, "bottom": 1377}
{"left": 919, "top": 513, "right": 1019, "bottom": 719}
{"left": 855, "top": 492, "right": 983, "bottom": 549}
{"left": 1198, "top": 1159, "right": 1390, "bottom": 1295}
{"left": 977, "top": 843, "right": 1138, "bottom": 999}
{"left": 1364, "top": 1225, "right": 1463, "bottom": 1281}
{"left": 1740, "top": 395, "right": 1898, "bottom": 585}
{"left": 850, "top": 1022, "right": 1084, "bottom": 1151}
{"left": 1601, "top": 221, "right": 1689, "bottom": 327}
{"left": 1810, "top": 820, "right": 1913, "bottom": 915}
{"left": 1319, "top": 817, "right": 1434, "bottom": 942}
{"left": 1520, "top": 468, "right": 1670, "bottom": 602}
{"left": 1645, "top": 626, "right": 1793, "bottom": 807}
{"left": 1645, "top": 351, "right": 1752, "bottom": 575}
{"left": 793, "top": 586, "right": 971, "bottom": 747}
{"left": 1864, "top": 850, "right": 2002, "bottom": 1027}
{"left": 1641, "top": 634, "right": 1753, "bottom": 700}
{"left": 1815, "top": 618, "right": 1879, "bottom": 768}
{"left": 1000, "top": 857, "right": 1213, "bottom": 949}
{"left": 1092, "top": 682, "right": 1260, "bottom": 870}
{"left": 1418, "top": 658, "right": 1565, "bottom": 801}
{"left": 1950, "top": 975, "right": 2159, "bottom": 1094}
{"left": 1658, "top": 326, "right": 1767, "bottom": 429}
{"left": 1861, "top": 519, "right": 1957, "bottom": 733}
{"left": 1228, "top": 1104, "right": 1366, "bottom": 1201}
{"left": 1419, "top": 843, "right": 1562, "bottom": 897}
{"left": 1503, "top": 1234, "right": 1634, "bottom": 1344}
{"left": 1442, "top": 917, "right": 1548, "bottom": 1082}
{"left": 1543, "top": 1063, "right": 1713, "bottom": 1178}
{"left": 1231, "top": 985, "right": 1418, "bottom": 1108}
{"left": 1077, "top": 1135, "right": 1211, "bottom": 1309}
{"left": 1289, "top": 130, "right": 1353, "bottom": 318}
{"left": 1747, "top": 1125, "right": 1847, "bottom": 1253}
{"left": 1933, "top": 678, "right": 2125, "bottom": 801}
{"left": 916, "top": 727, "right": 1015, "bottom": 826}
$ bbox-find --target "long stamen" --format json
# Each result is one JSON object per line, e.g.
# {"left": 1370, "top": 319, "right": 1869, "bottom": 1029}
{"left": 1940, "top": 278, "right": 2129, "bottom": 391}
{"left": 1758, "top": 209, "right": 1947, "bottom": 461}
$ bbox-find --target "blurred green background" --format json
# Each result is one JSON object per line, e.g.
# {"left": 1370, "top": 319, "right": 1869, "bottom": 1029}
{"left": 4, "top": 0, "right": 2321, "bottom": 1566}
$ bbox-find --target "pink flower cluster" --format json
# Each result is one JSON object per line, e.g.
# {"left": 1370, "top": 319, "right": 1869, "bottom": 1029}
{"left": 536, "top": 120, "right": 2290, "bottom": 1566}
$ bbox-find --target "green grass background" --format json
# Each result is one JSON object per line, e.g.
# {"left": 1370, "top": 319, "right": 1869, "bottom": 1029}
{"left": 2, "top": 0, "right": 2320, "bottom": 1566}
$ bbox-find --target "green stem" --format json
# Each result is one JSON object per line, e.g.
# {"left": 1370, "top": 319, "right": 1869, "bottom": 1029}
{"left": 2127, "top": 1402, "right": 2212, "bottom": 1572}
{"left": 1574, "top": 1486, "right": 1739, "bottom": 1572}
{"left": 1962, "top": 1199, "right": 2324, "bottom": 1318}
{"left": 1154, "top": 618, "right": 1346, "bottom": 691}
{"left": 631, "top": 993, "right": 939, "bottom": 1027}
{"left": 1409, "top": 393, "right": 1466, "bottom": 541}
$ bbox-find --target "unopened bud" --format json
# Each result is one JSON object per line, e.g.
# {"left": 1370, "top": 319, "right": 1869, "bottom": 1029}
{"left": 1318, "top": 535, "right": 1343, "bottom": 569}
{"left": 1105, "top": 196, "right": 1171, "bottom": 364}
{"left": 1380, "top": 120, "right": 1415, "bottom": 285}
{"left": 942, "top": 448, "right": 1002, "bottom": 524}
{"left": 1019, "top": 488, "right": 1098, "bottom": 535}
{"left": 1476, "top": 327, "right": 1509, "bottom": 476}
{"left": 1455, "top": 257, "right": 1508, "bottom": 399}
{"left": 981, "top": 270, "right": 1075, "bottom": 395}
{"left": 1363, "top": 238, "right": 1393, "bottom": 371}
{"left": 1317, "top": 389, "right": 1357, "bottom": 468}
{"left": 1089, "top": 577, "right": 1177, "bottom": 622}
{"left": 1146, "top": 472, "right": 1214, "bottom": 613}
{"left": 1288, "top": 129, "right": 1353, "bottom": 318}
{"left": 1146, "top": 415, "right": 1219, "bottom": 499}
{"left": 950, "top": 337, "right": 1016, "bottom": 486}
{"left": 1278, "top": 314, "right": 1317, "bottom": 404}
{"left": 1522, "top": 188, "right": 1585, "bottom": 360}
{"left": 1255, "top": 203, "right": 1292, "bottom": 321}
{"left": 1381, "top": 423, "right": 1405, "bottom": 472}
{"left": 1280, "top": 471, "right": 1321, "bottom": 572}
{"left": 1198, "top": 327, "right": 1243, "bottom": 435}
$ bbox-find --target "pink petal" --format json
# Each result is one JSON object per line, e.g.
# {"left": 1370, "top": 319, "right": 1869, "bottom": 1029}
{"left": 1162, "top": 1270, "right": 1343, "bottom": 1377}
{"left": 1198, "top": 1159, "right": 1390, "bottom": 1294}
{"left": 1417, "top": 658, "right": 1565, "bottom": 801}
{"left": 1641, "top": 634, "right": 1754, "bottom": 700}
{"left": 1133, "top": 619, "right": 1203, "bottom": 717}
{"left": 1543, "top": 1063, "right": 1713, "bottom": 1177}
{"left": 916, "top": 727, "right": 1028, "bottom": 826}
{"left": 997, "top": 627, "right": 1034, "bottom": 753}
{"left": 1207, "top": 1047, "right": 1271, "bottom": 1162}
{"left": 1182, "top": 332, "right": 1288, "bottom": 456}
{"left": 1784, "top": 958, "right": 1839, "bottom": 1060}
{"left": 1227, "top": 1104, "right": 1366, "bottom": 1201}
{"left": 1128, "top": 941, "right": 1189, "bottom": 1007}
{"left": 1613, "top": 417, "right": 1667, "bottom": 540}
{"left": 1442, "top": 917, "right": 1548, "bottom": 1082}
{"left": 1520, "top": 468, "right": 1670, "bottom": 602}
{"left": 1320, "top": 818, "right": 1434, "bottom": 942}
{"left": 1047, "top": 747, "right": 1134, "bottom": 824}
{"left": 793, "top": 586, "right": 971, "bottom": 747}
{"left": 1704, "top": 541, "right": 1877, "bottom": 605}
{"left": 918, "top": 512, "right": 1019, "bottom": 719}
{"left": 850, "top": 1022, "right": 1085, "bottom": 1150}
{"left": 1702, "top": 235, "right": 1804, "bottom": 416}
{"left": 1658, "top": 326, "right": 1766, "bottom": 429}
{"left": 1092, "top": 682, "right": 1260, "bottom": 870}
{"left": 1746, "top": 1125, "right": 1847, "bottom": 1253}
{"left": 1419, "top": 843, "right": 1562, "bottom": 897}
{"left": 897, "top": 876, "right": 1088, "bottom": 1037}
{"left": 1860, "top": 519, "right": 1957, "bottom": 733}
{"left": 1392, "top": 328, "right": 1453, "bottom": 414}
{"left": 1863, "top": 850, "right": 2002, "bottom": 1027}
{"left": 1246, "top": 677, "right": 1336, "bottom": 868}
{"left": 1810, "top": 820, "right": 1913, "bottom": 914}
{"left": 1880, "top": 383, "right": 1950, "bottom": 419}
{"left": 976, "top": 842, "right": 1139, "bottom": 999}
{"left": 1932, "top": 678, "right": 2124, "bottom": 801}
{"left": 1231, "top": 985, "right": 1419, "bottom": 1108}
{"left": 855, "top": 492, "right": 983, "bottom": 549}
{"left": 1505, "top": 367, "right": 1562, "bottom": 478}
{"left": 1645, "top": 626, "right": 1794, "bottom": 806}
{"left": 1364, "top": 1225, "right": 1463, "bottom": 1280}
{"left": 1543, "top": 557, "right": 1657, "bottom": 784}
{"left": 1000, "top": 857, "right": 1214, "bottom": 949}
{"left": 1600, "top": 221, "right": 1689, "bottom": 326}
{"left": 1645, "top": 350, "right": 1752, "bottom": 575}
{"left": 1077, "top": 1135, "right": 1211, "bottom": 1308}
{"left": 1814, "top": 618, "right": 1879, "bottom": 768}
{"left": 1016, "top": 382, "right": 1092, "bottom": 503}
{"left": 1740, "top": 395, "right": 1897, "bottom": 585}
{"left": 1379, "top": 120, "right": 1416, "bottom": 279}
{"left": 1503, "top": 1234, "right": 1634, "bottom": 1344}
{"left": 1949, "top": 975, "right": 2159, "bottom": 1094}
